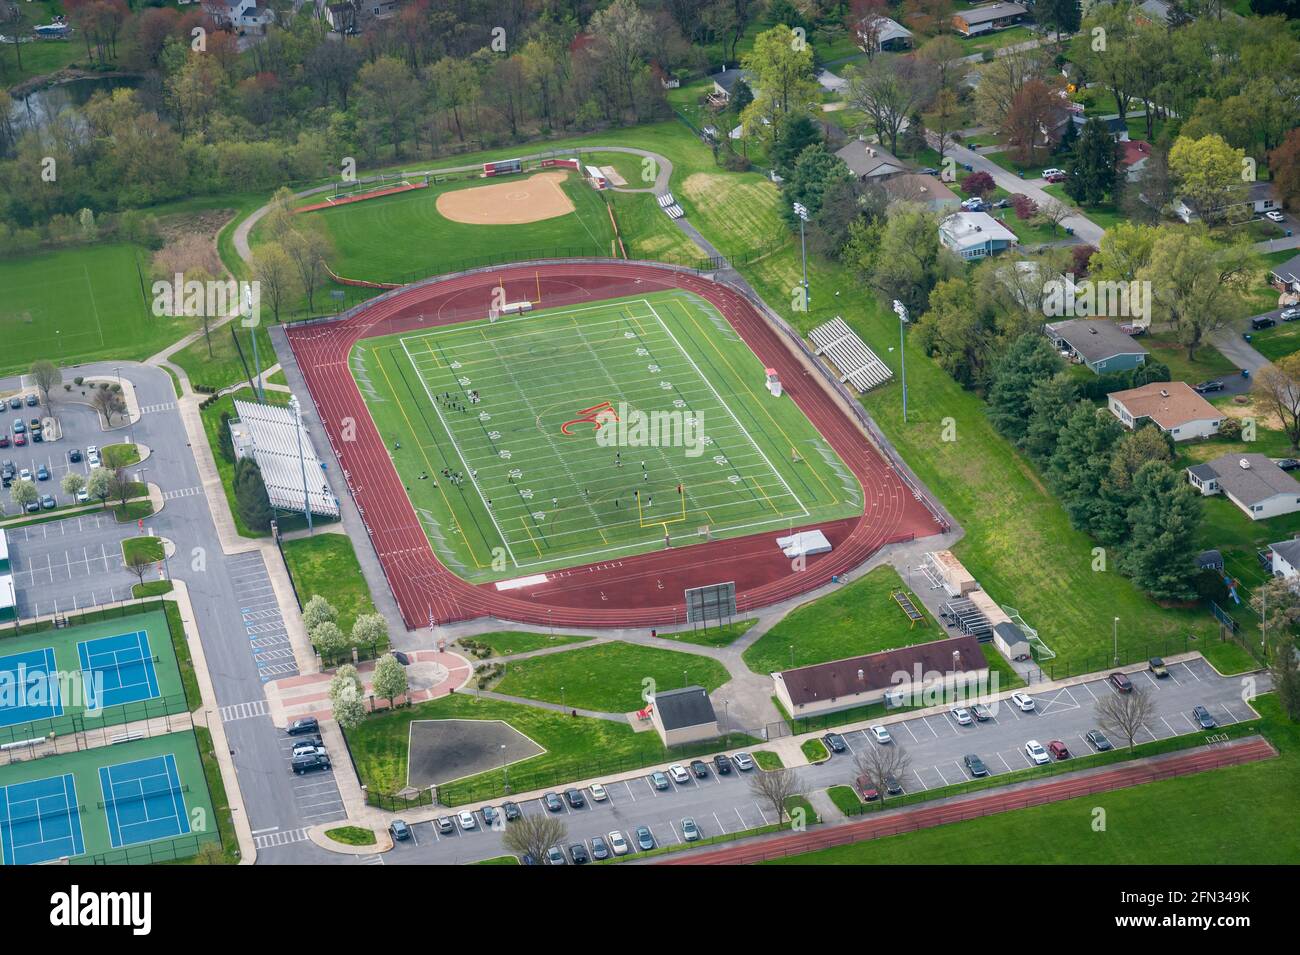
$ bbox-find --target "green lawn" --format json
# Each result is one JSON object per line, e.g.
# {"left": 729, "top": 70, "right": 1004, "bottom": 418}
{"left": 456, "top": 631, "right": 592, "bottom": 657}
{"left": 752, "top": 750, "right": 785, "bottom": 770}
{"left": 101, "top": 442, "right": 142, "bottom": 469}
{"left": 1040, "top": 183, "right": 1128, "bottom": 233}
{"left": 493, "top": 641, "right": 730, "bottom": 713}
{"left": 801, "top": 738, "right": 829, "bottom": 762}
{"left": 279, "top": 532, "right": 378, "bottom": 636}
{"left": 1246, "top": 320, "right": 1300, "bottom": 363}
{"left": 1141, "top": 331, "right": 1240, "bottom": 384}
{"left": 772, "top": 696, "right": 1300, "bottom": 865}
{"left": 744, "top": 566, "right": 933, "bottom": 674}
{"left": 658, "top": 618, "right": 757, "bottom": 648}
{"left": 956, "top": 25, "right": 1035, "bottom": 55}
{"left": 172, "top": 321, "right": 279, "bottom": 394}
{"left": 121, "top": 535, "right": 165, "bottom": 563}
{"left": 325, "top": 825, "right": 377, "bottom": 846}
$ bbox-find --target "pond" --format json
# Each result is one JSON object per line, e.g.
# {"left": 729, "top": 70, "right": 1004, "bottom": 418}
{"left": 9, "top": 75, "right": 141, "bottom": 133}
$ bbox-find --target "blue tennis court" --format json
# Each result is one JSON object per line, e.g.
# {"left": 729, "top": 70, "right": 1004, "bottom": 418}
{"left": 0, "top": 773, "right": 85, "bottom": 865}
{"left": 98, "top": 753, "right": 191, "bottom": 849}
{"left": 77, "top": 630, "right": 160, "bottom": 711}
{"left": 0, "top": 647, "right": 63, "bottom": 728}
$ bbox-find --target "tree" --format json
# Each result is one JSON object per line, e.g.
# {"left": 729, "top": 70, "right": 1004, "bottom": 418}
{"left": 781, "top": 145, "right": 852, "bottom": 225}
{"left": 283, "top": 228, "right": 333, "bottom": 317}
{"left": 769, "top": 113, "right": 823, "bottom": 178}
{"left": 352, "top": 613, "right": 389, "bottom": 652}
{"left": 1033, "top": 197, "right": 1073, "bottom": 235}
{"left": 974, "top": 44, "right": 1051, "bottom": 131}
{"left": 1021, "top": 374, "right": 1080, "bottom": 464}
{"left": 91, "top": 384, "right": 127, "bottom": 425}
{"left": 1253, "top": 354, "right": 1300, "bottom": 451}
{"left": 329, "top": 664, "right": 366, "bottom": 728}
{"left": 218, "top": 412, "right": 236, "bottom": 463}
{"left": 867, "top": 205, "right": 957, "bottom": 315}
{"left": 371, "top": 654, "right": 409, "bottom": 709}
{"left": 1096, "top": 686, "right": 1156, "bottom": 751}
{"left": 124, "top": 550, "right": 153, "bottom": 588}
{"left": 589, "top": 0, "right": 656, "bottom": 117}
{"left": 251, "top": 243, "right": 300, "bottom": 325}
{"left": 846, "top": 55, "right": 936, "bottom": 157}
{"left": 1269, "top": 128, "right": 1300, "bottom": 212}
{"left": 852, "top": 743, "right": 911, "bottom": 801}
{"left": 86, "top": 467, "right": 113, "bottom": 510}
{"left": 1002, "top": 78, "right": 1068, "bottom": 164}
{"left": 1138, "top": 227, "right": 1254, "bottom": 360}
{"left": 1090, "top": 222, "right": 1158, "bottom": 285}
{"left": 1047, "top": 404, "right": 1122, "bottom": 536}
{"left": 959, "top": 171, "right": 995, "bottom": 198}
{"left": 1036, "top": 0, "right": 1081, "bottom": 43}
{"left": 61, "top": 472, "right": 86, "bottom": 500}
{"left": 502, "top": 813, "right": 568, "bottom": 863}
{"left": 917, "top": 34, "right": 967, "bottom": 95}
{"left": 29, "top": 360, "right": 61, "bottom": 416}
{"left": 913, "top": 277, "right": 993, "bottom": 388}
{"left": 302, "top": 594, "right": 338, "bottom": 631}
{"left": 109, "top": 467, "right": 132, "bottom": 511}
{"left": 233, "top": 457, "right": 274, "bottom": 532}
{"left": 355, "top": 56, "right": 420, "bottom": 157}
{"left": 10, "top": 478, "right": 37, "bottom": 513}
{"left": 313, "top": 621, "right": 349, "bottom": 661}
{"left": 1249, "top": 576, "right": 1300, "bottom": 650}
{"left": 1120, "top": 461, "right": 1202, "bottom": 600}
{"left": 987, "top": 333, "right": 1064, "bottom": 442}
{"left": 1065, "top": 118, "right": 1117, "bottom": 206}
{"left": 1268, "top": 635, "right": 1300, "bottom": 722}
{"left": 748, "top": 766, "right": 802, "bottom": 822}
{"left": 1168, "top": 134, "right": 1249, "bottom": 225}
{"left": 740, "top": 25, "right": 819, "bottom": 138}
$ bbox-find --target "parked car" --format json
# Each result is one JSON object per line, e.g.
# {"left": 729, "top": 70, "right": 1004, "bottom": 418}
{"left": 668, "top": 764, "right": 690, "bottom": 784}
{"left": 1040, "top": 167, "right": 1065, "bottom": 179}
{"left": 869, "top": 725, "right": 892, "bottom": 744}
{"left": 542, "top": 791, "right": 563, "bottom": 812}
{"left": 291, "top": 740, "right": 325, "bottom": 757}
{"left": 7, "top": 396, "right": 20, "bottom": 410}
{"left": 388, "top": 819, "right": 411, "bottom": 841}
{"left": 286, "top": 717, "right": 319, "bottom": 735}
{"left": 291, "top": 753, "right": 331, "bottom": 775}
{"left": 1251, "top": 316, "right": 1277, "bottom": 330}
{"left": 435, "top": 817, "right": 454, "bottom": 834}
{"left": 24, "top": 394, "right": 36, "bottom": 407}
{"left": 634, "top": 825, "right": 656, "bottom": 851}
{"left": 689, "top": 759, "right": 710, "bottom": 779}
{"left": 19, "top": 468, "right": 31, "bottom": 481}
{"left": 1011, "top": 691, "right": 1036, "bottom": 712}
{"left": 855, "top": 775, "right": 880, "bottom": 801}
{"left": 590, "top": 835, "right": 610, "bottom": 861}
{"left": 1048, "top": 740, "right": 1070, "bottom": 760}
{"left": 36, "top": 465, "right": 49, "bottom": 481}
{"left": 563, "top": 788, "right": 585, "bottom": 808}
{"left": 546, "top": 846, "right": 565, "bottom": 865}
{"left": 76, "top": 488, "right": 89, "bottom": 504}
{"left": 1277, "top": 459, "right": 1300, "bottom": 472}
{"left": 1044, "top": 171, "right": 1068, "bottom": 183}
{"left": 713, "top": 753, "right": 733, "bottom": 775}
{"left": 568, "top": 842, "right": 589, "bottom": 865}
{"left": 1025, "top": 740, "right": 1050, "bottom": 765}
{"left": 86, "top": 445, "right": 100, "bottom": 467}
{"left": 950, "top": 707, "right": 973, "bottom": 726}
{"left": 12, "top": 419, "right": 24, "bottom": 434}
{"left": 883, "top": 774, "right": 903, "bottom": 795}
{"left": 1086, "top": 729, "right": 1113, "bottom": 751}
{"left": 1266, "top": 210, "right": 1287, "bottom": 223}
{"left": 971, "top": 703, "right": 993, "bottom": 721}
{"left": 963, "top": 754, "right": 989, "bottom": 777}
{"left": 13, "top": 433, "right": 24, "bottom": 447}
{"left": 39, "top": 495, "right": 55, "bottom": 510}
{"left": 607, "top": 830, "right": 630, "bottom": 856}
{"left": 1282, "top": 307, "right": 1300, "bottom": 322}
{"left": 732, "top": 752, "right": 755, "bottom": 771}
{"left": 822, "top": 733, "right": 847, "bottom": 753}
{"left": 1193, "top": 379, "right": 1225, "bottom": 394}
{"left": 649, "top": 771, "right": 670, "bottom": 791}
{"left": 0, "top": 434, "right": 7, "bottom": 449}
{"left": 1193, "top": 705, "right": 1217, "bottom": 729}
{"left": 481, "top": 805, "right": 499, "bottom": 827}
{"left": 457, "top": 810, "right": 477, "bottom": 830}
{"left": 502, "top": 801, "right": 521, "bottom": 821}
{"left": 1108, "top": 671, "right": 1133, "bottom": 693}
{"left": 1148, "top": 657, "right": 1169, "bottom": 678}
{"left": 681, "top": 817, "right": 701, "bottom": 842}
{"left": 589, "top": 783, "right": 608, "bottom": 802}
{"left": 68, "top": 448, "right": 82, "bottom": 462}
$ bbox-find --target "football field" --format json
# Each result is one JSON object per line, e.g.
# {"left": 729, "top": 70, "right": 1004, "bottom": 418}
{"left": 354, "top": 290, "right": 863, "bottom": 582}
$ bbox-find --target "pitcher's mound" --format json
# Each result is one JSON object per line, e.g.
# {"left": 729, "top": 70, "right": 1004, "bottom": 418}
{"left": 407, "top": 718, "right": 545, "bottom": 788}
{"left": 436, "top": 171, "right": 575, "bottom": 225}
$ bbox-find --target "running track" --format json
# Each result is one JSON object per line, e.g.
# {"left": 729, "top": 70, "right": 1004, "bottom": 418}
{"left": 286, "top": 262, "right": 940, "bottom": 629}
{"left": 657, "top": 736, "right": 1277, "bottom": 864}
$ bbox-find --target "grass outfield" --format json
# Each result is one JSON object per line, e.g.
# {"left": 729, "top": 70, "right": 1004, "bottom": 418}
{"left": 287, "top": 170, "right": 617, "bottom": 285}
{"left": 770, "top": 696, "right": 1300, "bottom": 865}
{"left": 353, "top": 289, "right": 862, "bottom": 583}
{"left": 0, "top": 242, "right": 188, "bottom": 376}
{"left": 492, "top": 641, "right": 730, "bottom": 713}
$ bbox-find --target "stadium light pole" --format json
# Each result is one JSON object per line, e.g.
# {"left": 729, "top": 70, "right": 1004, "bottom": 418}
{"left": 290, "top": 395, "right": 313, "bottom": 533}
{"left": 244, "top": 284, "right": 264, "bottom": 404}
{"left": 1113, "top": 616, "right": 1120, "bottom": 667}
{"left": 792, "top": 202, "right": 810, "bottom": 309}
{"left": 892, "top": 300, "right": 909, "bottom": 423}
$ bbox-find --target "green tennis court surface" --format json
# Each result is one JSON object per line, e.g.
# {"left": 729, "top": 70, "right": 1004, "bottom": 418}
{"left": 354, "top": 290, "right": 863, "bottom": 582}
{"left": 0, "top": 731, "right": 215, "bottom": 864}
{"left": 0, "top": 608, "right": 186, "bottom": 744}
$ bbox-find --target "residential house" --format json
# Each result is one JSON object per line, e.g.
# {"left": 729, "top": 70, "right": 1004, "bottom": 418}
{"left": 1173, "top": 182, "right": 1280, "bottom": 224}
{"left": 204, "top": 0, "right": 273, "bottom": 33}
{"left": 881, "top": 174, "right": 960, "bottom": 214}
{"left": 939, "top": 211, "right": 1017, "bottom": 259}
{"left": 1045, "top": 318, "right": 1150, "bottom": 375}
{"left": 1072, "top": 114, "right": 1130, "bottom": 143}
{"left": 995, "top": 260, "right": 1079, "bottom": 312}
{"left": 835, "top": 140, "right": 908, "bottom": 183}
{"left": 1187, "top": 453, "right": 1300, "bottom": 521}
{"left": 1119, "top": 140, "right": 1152, "bottom": 182}
{"left": 1269, "top": 251, "right": 1300, "bottom": 295}
{"left": 709, "top": 67, "right": 755, "bottom": 106}
{"left": 772, "top": 636, "right": 988, "bottom": 719}
{"left": 1107, "top": 381, "right": 1223, "bottom": 441}
{"left": 952, "top": 2, "right": 1028, "bottom": 36}
{"left": 1267, "top": 538, "right": 1300, "bottom": 580}
{"left": 648, "top": 685, "right": 719, "bottom": 746}
{"left": 855, "top": 15, "right": 913, "bottom": 53}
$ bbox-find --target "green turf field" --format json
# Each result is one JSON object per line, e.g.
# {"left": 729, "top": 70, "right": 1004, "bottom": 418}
{"left": 0, "top": 608, "right": 187, "bottom": 744}
{"left": 0, "top": 242, "right": 191, "bottom": 376}
{"left": 353, "top": 289, "right": 863, "bottom": 582}
{"left": 289, "top": 170, "right": 618, "bottom": 285}
{"left": 0, "top": 730, "right": 218, "bottom": 865}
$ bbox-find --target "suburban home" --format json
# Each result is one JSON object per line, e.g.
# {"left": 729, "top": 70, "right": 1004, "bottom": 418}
{"left": 710, "top": 67, "right": 755, "bottom": 106}
{"left": 1135, "top": 0, "right": 1191, "bottom": 25}
{"left": 1268, "top": 539, "right": 1300, "bottom": 580}
{"left": 995, "top": 260, "right": 1079, "bottom": 312}
{"left": 1045, "top": 318, "right": 1150, "bottom": 375}
{"left": 1072, "top": 114, "right": 1129, "bottom": 142}
{"left": 952, "top": 2, "right": 1028, "bottom": 36}
{"left": 855, "top": 15, "right": 913, "bottom": 53}
{"left": 1119, "top": 140, "right": 1152, "bottom": 182}
{"left": 939, "top": 211, "right": 1017, "bottom": 259}
{"left": 772, "top": 636, "right": 989, "bottom": 719}
{"left": 1187, "top": 453, "right": 1300, "bottom": 521}
{"left": 1106, "top": 381, "right": 1223, "bottom": 441}
{"left": 834, "top": 140, "right": 908, "bottom": 183}
{"left": 648, "top": 685, "right": 719, "bottom": 746}
{"left": 204, "top": 0, "right": 274, "bottom": 33}
{"left": 881, "top": 174, "right": 960, "bottom": 213}
{"left": 1269, "top": 251, "right": 1300, "bottom": 295}
{"left": 1173, "top": 182, "right": 1280, "bottom": 224}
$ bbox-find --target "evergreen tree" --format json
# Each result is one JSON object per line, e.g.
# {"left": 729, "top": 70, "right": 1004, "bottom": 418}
{"left": 1037, "top": 0, "right": 1082, "bottom": 38}
{"left": 770, "top": 113, "right": 821, "bottom": 177}
{"left": 1094, "top": 425, "right": 1173, "bottom": 546}
{"left": 234, "top": 457, "right": 274, "bottom": 531}
{"left": 1047, "top": 404, "right": 1122, "bottom": 535}
{"left": 1021, "top": 373, "right": 1080, "bottom": 464}
{"left": 1065, "top": 117, "right": 1117, "bottom": 205}
{"left": 1120, "top": 461, "right": 1202, "bottom": 601}
{"left": 987, "top": 333, "right": 1064, "bottom": 443}
{"left": 1268, "top": 635, "right": 1300, "bottom": 722}
{"left": 219, "top": 412, "right": 236, "bottom": 463}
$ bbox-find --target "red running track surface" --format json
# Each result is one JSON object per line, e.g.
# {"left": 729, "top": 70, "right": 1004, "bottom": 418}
{"left": 286, "top": 262, "right": 941, "bottom": 630}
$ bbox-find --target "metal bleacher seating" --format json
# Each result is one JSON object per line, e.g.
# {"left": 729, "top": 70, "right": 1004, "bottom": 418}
{"left": 808, "top": 317, "right": 894, "bottom": 393}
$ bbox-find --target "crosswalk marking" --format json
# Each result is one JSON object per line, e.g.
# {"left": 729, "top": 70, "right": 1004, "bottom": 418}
{"left": 163, "top": 486, "right": 203, "bottom": 500}
{"left": 219, "top": 699, "right": 270, "bottom": 722}
{"left": 139, "top": 402, "right": 177, "bottom": 414}
{"left": 254, "top": 826, "right": 311, "bottom": 849}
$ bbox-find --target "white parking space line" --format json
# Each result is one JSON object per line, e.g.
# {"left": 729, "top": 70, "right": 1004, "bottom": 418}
{"left": 1160, "top": 716, "right": 1178, "bottom": 736}
{"left": 1179, "top": 662, "right": 1202, "bottom": 682}
{"left": 1218, "top": 703, "right": 1239, "bottom": 725}
{"left": 920, "top": 717, "right": 940, "bottom": 738}
{"left": 900, "top": 721, "right": 920, "bottom": 743}
{"left": 622, "top": 781, "right": 636, "bottom": 802}
{"left": 713, "top": 812, "right": 727, "bottom": 834}
{"left": 997, "top": 753, "right": 1013, "bottom": 773}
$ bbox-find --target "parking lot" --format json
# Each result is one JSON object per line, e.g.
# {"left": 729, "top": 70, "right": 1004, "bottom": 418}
{"left": 277, "top": 732, "right": 347, "bottom": 827}
{"left": 374, "top": 656, "right": 1262, "bottom": 865}
{"left": 3, "top": 511, "right": 146, "bottom": 616}
{"left": 225, "top": 551, "right": 299, "bottom": 682}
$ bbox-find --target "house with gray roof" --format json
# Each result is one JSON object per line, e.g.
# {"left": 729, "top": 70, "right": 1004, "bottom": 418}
{"left": 1044, "top": 318, "right": 1149, "bottom": 375}
{"left": 1268, "top": 538, "right": 1300, "bottom": 580}
{"left": 1187, "top": 453, "right": 1300, "bottom": 521}
{"left": 649, "top": 685, "right": 719, "bottom": 746}
{"left": 835, "top": 140, "right": 908, "bottom": 183}
{"left": 1270, "top": 251, "right": 1300, "bottom": 295}
{"left": 952, "top": 2, "right": 1028, "bottom": 36}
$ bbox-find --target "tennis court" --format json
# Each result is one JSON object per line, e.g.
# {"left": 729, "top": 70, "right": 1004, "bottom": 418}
{"left": 78, "top": 630, "right": 161, "bottom": 711}
{"left": 0, "top": 773, "right": 85, "bottom": 865}
{"left": 98, "top": 753, "right": 191, "bottom": 849}
{"left": 0, "top": 647, "right": 63, "bottom": 728}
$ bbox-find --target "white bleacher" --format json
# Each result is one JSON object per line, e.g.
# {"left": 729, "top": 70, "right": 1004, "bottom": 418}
{"left": 808, "top": 317, "right": 894, "bottom": 393}
{"left": 233, "top": 399, "right": 341, "bottom": 519}
{"left": 658, "top": 192, "right": 685, "bottom": 219}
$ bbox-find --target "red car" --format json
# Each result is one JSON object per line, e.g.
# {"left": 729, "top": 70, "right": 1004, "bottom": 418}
{"left": 1108, "top": 671, "right": 1133, "bottom": 693}
{"left": 0, "top": 434, "right": 8, "bottom": 448}
{"left": 1045, "top": 172, "right": 1068, "bottom": 183}
{"left": 1048, "top": 740, "right": 1070, "bottom": 760}
{"left": 13, "top": 433, "right": 25, "bottom": 447}
{"left": 856, "top": 774, "right": 880, "bottom": 801}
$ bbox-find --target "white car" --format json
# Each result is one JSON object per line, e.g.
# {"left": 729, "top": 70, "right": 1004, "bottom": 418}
{"left": 732, "top": 752, "right": 755, "bottom": 771}
{"left": 19, "top": 468, "right": 31, "bottom": 481}
{"left": 457, "top": 810, "right": 477, "bottom": 830}
{"left": 1025, "top": 740, "right": 1051, "bottom": 765}
{"left": 950, "top": 707, "right": 973, "bottom": 726}
{"left": 86, "top": 445, "right": 100, "bottom": 467}
{"left": 1040, "top": 167, "right": 1064, "bottom": 179}
{"left": 76, "top": 489, "right": 89, "bottom": 503}
{"left": 607, "top": 830, "right": 630, "bottom": 856}
{"left": 869, "top": 725, "right": 892, "bottom": 744}
{"left": 1010, "top": 691, "right": 1036, "bottom": 712}
{"left": 589, "top": 783, "right": 608, "bottom": 802}
{"left": 668, "top": 764, "right": 690, "bottom": 785}
{"left": 1266, "top": 210, "right": 1286, "bottom": 223}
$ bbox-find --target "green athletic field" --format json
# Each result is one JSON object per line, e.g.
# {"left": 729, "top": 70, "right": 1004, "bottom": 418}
{"left": 353, "top": 289, "right": 863, "bottom": 583}
{"left": 0, "top": 242, "right": 188, "bottom": 376}
{"left": 0, "top": 731, "right": 217, "bottom": 865}
{"left": 288, "top": 170, "right": 618, "bottom": 285}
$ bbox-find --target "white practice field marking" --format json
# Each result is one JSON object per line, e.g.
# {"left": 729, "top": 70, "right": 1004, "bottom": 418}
{"left": 396, "top": 299, "right": 809, "bottom": 570}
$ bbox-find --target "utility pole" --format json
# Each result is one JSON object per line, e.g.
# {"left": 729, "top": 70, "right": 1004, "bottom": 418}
{"left": 244, "top": 284, "right": 264, "bottom": 403}
{"left": 1113, "top": 616, "right": 1120, "bottom": 667}
{"left": 792, "top": 202, "right": 810, "bottom": 310}
{"left": 892, "top": 300, "right": 909, "bottom": 423}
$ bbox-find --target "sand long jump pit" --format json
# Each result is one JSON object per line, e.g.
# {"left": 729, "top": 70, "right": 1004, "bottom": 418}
{"left": 436, "top": 170, "right": 576, "bottom": 225}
